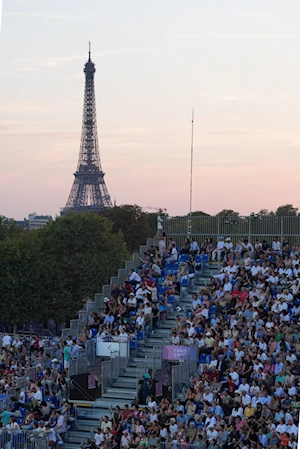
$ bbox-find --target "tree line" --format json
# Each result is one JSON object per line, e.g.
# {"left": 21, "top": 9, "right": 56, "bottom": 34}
{"left": 0, "top": 213, "right": 129, "bottom": 331}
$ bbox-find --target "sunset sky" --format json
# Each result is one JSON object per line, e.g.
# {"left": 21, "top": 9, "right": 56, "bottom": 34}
{"left": 1, "top": 0, "right": 300, "bottom": 219}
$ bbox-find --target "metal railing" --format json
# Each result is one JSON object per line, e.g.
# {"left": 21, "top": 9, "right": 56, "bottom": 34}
{"left": 0, "top": 430, "right": 48, "bottom": 449}
{"left": 101, "top": 359, "right": 112, "bottom": 394}
{"left": 163, "top": 215, "right": 300, "bottom": 245}
{"left": 69, "top": 338, "right": 96, "bottom": 376}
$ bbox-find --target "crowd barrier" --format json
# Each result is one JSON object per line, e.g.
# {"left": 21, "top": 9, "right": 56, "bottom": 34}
{"left": 0, "top": 430, "right": 48, "bottom": 449}
{"left": 163, "top": 214, "right": 300, "bottom": 246}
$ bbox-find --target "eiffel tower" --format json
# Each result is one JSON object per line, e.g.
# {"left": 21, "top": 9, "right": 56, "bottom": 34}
{"left": 61, "top": 44, "right": 112, "bottom": 215}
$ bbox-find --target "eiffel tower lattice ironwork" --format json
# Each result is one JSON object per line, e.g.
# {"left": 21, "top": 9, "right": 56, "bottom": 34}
{"left": 61, "top": 44, "right": 112, "bottom": 215}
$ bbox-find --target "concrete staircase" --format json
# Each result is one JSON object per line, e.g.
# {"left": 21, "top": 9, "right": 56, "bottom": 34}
{"left": 64, "top": 264, "right": 220, "bottom": 448}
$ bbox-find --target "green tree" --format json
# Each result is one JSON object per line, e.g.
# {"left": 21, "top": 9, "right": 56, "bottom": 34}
{"left": 0, "top": 231, "right": 42, "bottom": 332}
{"left": 0, "top": 216, "right": 24, "bottom": 241}
{"left": 216, "top": 209, "right": 240, "bottom": 216}
{"left": 0, "top": 213, "right": 129, "bottom": 327}
{"left": 38, "top": 212, "right": 129, "bottom": 323}
{"left": 99, "top": 205, "right": 155, "bottom": 252}
{"left": 275, "top": 204, "right": 298, "bottom": 216}
{"left": 191, "top": 211, "right": 211, "bottom": 216}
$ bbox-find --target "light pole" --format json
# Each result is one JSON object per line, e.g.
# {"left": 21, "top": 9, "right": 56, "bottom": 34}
{"left": 187, "top": 109, "right": 194, "bottom": 237}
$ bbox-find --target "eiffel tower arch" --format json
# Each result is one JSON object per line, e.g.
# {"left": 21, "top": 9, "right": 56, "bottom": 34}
{"left": 61, "top": 44, "right": 112, "bottom": 215}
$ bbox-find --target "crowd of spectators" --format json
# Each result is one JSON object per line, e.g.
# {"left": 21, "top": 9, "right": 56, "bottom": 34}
{"left": 0, "top": 334, "right": 77, "bottom": 445}
{"left": 83, "top": 235, "right": 300, "bottom": 449}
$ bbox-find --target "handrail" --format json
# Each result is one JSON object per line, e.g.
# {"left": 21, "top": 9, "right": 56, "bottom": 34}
{"left": 69, "top": 379, "right": 95, "bottom": 401}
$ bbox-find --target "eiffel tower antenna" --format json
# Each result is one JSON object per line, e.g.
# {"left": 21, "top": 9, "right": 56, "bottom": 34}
{"left": 61, "top": 46, "right": 112, "bottom": 215}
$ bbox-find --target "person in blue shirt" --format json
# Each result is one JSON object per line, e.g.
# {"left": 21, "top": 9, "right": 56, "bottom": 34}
{"left": 104, "top": 312, "right": 115, "bottom": 326}
{"left": 176, "top": 411, "right": 188, "bottom": 425}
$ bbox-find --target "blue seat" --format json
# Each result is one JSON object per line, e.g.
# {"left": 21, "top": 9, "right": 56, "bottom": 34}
{"left": 158, "top": 286, "right": 167, "bottom": 295}
{"left": 168, "top": 295, "right": 174, "bottom": 304}
{"left": 130, "top": 311, "right": 137, "bottom": 316}
{"left": 91, "top": 328, "right": 98, "bottom": 337}
{"left": 20, "top": 408, "right": 27, "bottom": 418}
{"left": 130, "top": 340, "right": 136, "bottom": 349}
{"left": 173, "top": 262, "right": 179, "bottom": 270}
{"left": 210, "top": 306, "right": 217, "bottom": 315}
{"left": 195, "top": 254, "right": 201, "bottom": 263}
{"left": 165, "top": 262, "right": 173, "bottom": 270}
{"left": 202, "top": 254, "right": 209, "bottom": 264}
{"left": 179, "top": 254, "right": 187, "bottom": 262}
{"left": 199, "top": 354, "right": 207, "bottom": 364}
{"left": 181, "top": 278, "right": 189, "bottom": 287}
{"left": 137, "top": 330, "right": 144, "bottom": 340}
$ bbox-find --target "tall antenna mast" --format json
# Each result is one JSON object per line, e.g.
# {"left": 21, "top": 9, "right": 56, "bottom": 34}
{"left": 187, "top": 109, "right": 194, "bottom": 236}
{"left": 88, "top": 40, "right": 91, "bottom": 60}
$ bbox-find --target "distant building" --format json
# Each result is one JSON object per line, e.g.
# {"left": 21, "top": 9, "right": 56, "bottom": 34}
{"left": 27, "top": 213, "right": 52, "bottom": 230}
{"left": 5, "top": 213, "right": 53, "bottom": 230}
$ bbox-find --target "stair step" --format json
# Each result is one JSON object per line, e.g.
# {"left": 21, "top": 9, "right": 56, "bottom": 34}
{"left": 102, "top": 391, "right": 137, "bottom": 400}
{"left": 113, "top": 380, "right": 136, "bottom": 389}
{"left": 112, "top": 376, "right": 137, "bottom": 384}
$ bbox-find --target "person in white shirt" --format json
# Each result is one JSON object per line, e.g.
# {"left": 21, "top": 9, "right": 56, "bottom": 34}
{"left": 186, "top": 323, "right": 196, "bottom": 338}
{"left": 2, "top": 335, "right": 12, "bottom": 347}
{"left": 251, "top": 261, "right": 261, "bottom": 278}
{"left": 118, "top": 329, "right": 129, "bottom": 342}
{"left": 128, "top": 269, "right": 141, "bottom": 285}
{"left": 16, "top": 388, "right": 26, "bottom": 404}
{"left": 190, "top": 238, "right": 200, "bottom": 253}
{"left": 225, "top": 261, "right": 238, "bottom": 282}
{"left": 229, "top": 368, "right": 239, "bottom": 386}
{"left": 231, "top": 405, "right": 243, "bottom": 418}
{"left": 286, "top": 350, "right": 297, "bottom": 364}
{"left": 275, "top": 419, "right": 287, "bottom": 434}
{"left": 135, "top": 285, "right": 150, "bottom": 301}
{"left": 136, "top": 313, "right": 145, "bottom": 329}
{"left": 281, "top": 288, "right": 293, "bottom": 302}
{"left": 32, "top": 387, "right": 43, "bottom": 406}
{"left": 205, "top": 412, "right": 217, "bottom": 429}
{"left": 223, "top": 279, "right": 233, "bottom": 293}
{"left": 237, "top": 379, "right": 250, "bottom": 394}
{"left": 192, "top": 295, "right": 201, "bottom": 310}
{"left": 127, "top": 293, "right": 137, "bottom": 309}
{"left": 292, "top": 303, "right": 300, "bottom": 316}
{"left": 272, "top": 237, "right": 281, "bottom": 253}
{"left": 241, "top": 391, "right": 251, "bottom": 406}
{"left": 169, "top": 418, "right": 178, "bottom": 437}
{"left": 286, "top": 419, "right": 298, "bottom": 436}
{"left": 150, "top": 262, "right": 161, "bottom": 277}
{"left": 171, "top": 332, "right": 180, "bottom": 345}
{"left": 234, "top": 348, "right": 244, "bottom": 362}
{"left": 167, "top": 243, "right": 178, "bottom": 263}
{"left": 121, "top": 430, "right": 131, "bottom": 448}
{"left": 212, "top": 237, "right": 225, "bottom": 261}
{"left": 224, "top": 238, "right": 233, "bottom": 259}
{"left": 94, "top": 428, "right": 104, "bottom": 447}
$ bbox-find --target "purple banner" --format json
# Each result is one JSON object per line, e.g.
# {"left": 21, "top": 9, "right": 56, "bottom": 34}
{"left": 155, "top": 381, "right": 163, "bottom": 396}
{"left": 163, "top": 345, "right": 190, "bottom": 361}
{"left": 88, "top": 375, "right": 96, "bottom": 390}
